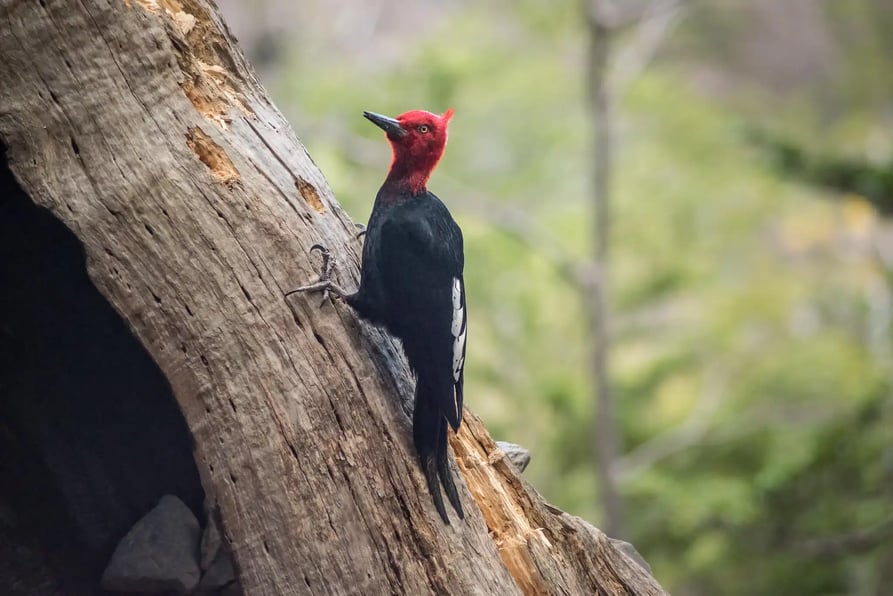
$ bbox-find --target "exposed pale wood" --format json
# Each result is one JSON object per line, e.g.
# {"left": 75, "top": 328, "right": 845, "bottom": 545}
{"left": 453, "top": 415, "right": 664, "bottom": 595}
{"left": 0, "top": 0, "right": 666, "bottom": 593}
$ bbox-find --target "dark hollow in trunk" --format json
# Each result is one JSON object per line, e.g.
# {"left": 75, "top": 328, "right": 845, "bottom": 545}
{"left": 0, "top": 149, "right": 204, "bottom": 594}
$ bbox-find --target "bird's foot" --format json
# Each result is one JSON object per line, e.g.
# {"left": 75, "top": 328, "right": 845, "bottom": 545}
{"left": 285, "top": 244, "right": 348, "bottom": 306}
{"left": 354, "top": 222, "right": 367, "bottom": 240}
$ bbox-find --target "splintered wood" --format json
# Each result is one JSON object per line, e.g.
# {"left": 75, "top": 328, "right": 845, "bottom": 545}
{"left": 453, "top": 414, "right": 666, "bottom": 595}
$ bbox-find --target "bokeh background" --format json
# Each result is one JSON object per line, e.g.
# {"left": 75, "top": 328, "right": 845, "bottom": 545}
{"left": 216, "top": 1, "right": 893, "bottom": 593}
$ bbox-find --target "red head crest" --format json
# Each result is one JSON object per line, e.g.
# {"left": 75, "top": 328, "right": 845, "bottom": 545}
{"left": 364, "top": 108, "right": 455, "bottom": 194}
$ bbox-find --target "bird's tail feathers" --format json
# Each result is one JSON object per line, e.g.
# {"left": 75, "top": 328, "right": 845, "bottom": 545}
{"left": 413, "top": 377, "right": 464, "bottom": 523}
{"left": 436, "top": 416, "right": 463, "bottom": 518}
{"left": 444, "top": 389, "right": 462, "bottom": 432}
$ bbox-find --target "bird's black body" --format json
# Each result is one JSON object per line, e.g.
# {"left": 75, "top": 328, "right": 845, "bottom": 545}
{"left": 287, "top": 108, "right": 466, "bottom": 522}
{"left": 346, "top": 186, "right": 467, "bottom": 522}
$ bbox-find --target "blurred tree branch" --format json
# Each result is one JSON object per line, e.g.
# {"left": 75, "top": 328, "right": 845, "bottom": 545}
{"left": 586, "top": 0, "right": 675, "bottom": 31}
{"left": 794, "top": 518, "right": 893, "bottom": 560}
{"left": 619, "top": 398, "right": 846, "bottom": 484}
{"left": 439, "top": 175, "right": 587, "bottom": 288}
{"left": 748, "top": 128, "right": 893, "bottom": 214}
{"left": 610, "top": 0, "right": 685, "bottom": 97}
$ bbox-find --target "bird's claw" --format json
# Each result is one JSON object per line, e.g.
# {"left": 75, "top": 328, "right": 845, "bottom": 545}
{"left": 310, "top": 243, "right": 330, "bottom": 257}
{"left": 354, "top": 222, "right": 367, "bottom": 241}
{"left": 310, "top": 244, "right": 335, "bottom": 303}
{"left": 313, "top": 244, "right": 336, "bottom": 304}
{"left": 285, "top": 244, "right": 346, "bottom": 306}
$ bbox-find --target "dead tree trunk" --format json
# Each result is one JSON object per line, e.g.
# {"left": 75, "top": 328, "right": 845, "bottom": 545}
{"left": 0, "top": 1, "right": 666, "bottom": 594}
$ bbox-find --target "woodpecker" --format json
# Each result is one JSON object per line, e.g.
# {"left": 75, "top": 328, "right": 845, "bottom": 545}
{"left": 287, "top": 109, "right": 466, "bottom": 523}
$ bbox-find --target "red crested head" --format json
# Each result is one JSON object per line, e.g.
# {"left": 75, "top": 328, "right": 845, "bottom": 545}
{"left": 364, "top": 108, "right": 454, "bottom": 195}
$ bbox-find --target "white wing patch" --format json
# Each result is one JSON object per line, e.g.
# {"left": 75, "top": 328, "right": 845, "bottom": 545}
{"left": 451, "top": 277, "right": 467, "bottom": 387}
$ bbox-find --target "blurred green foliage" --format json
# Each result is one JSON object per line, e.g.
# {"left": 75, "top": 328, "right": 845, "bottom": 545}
{"left": 265, "top": 0, "right": 893, "bottom": 592}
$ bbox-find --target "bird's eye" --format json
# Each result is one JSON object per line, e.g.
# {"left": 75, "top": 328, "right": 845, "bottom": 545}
{"left": 417, "top": 125, "right": 430, "bottom": 134}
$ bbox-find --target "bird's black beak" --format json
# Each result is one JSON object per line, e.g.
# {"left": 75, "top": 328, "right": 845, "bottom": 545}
{"left": 364, "top": 111, "right": 406, "bottom": 138}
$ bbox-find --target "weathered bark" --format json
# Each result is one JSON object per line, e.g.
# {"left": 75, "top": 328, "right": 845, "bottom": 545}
{"left": 0, "top": 0, "right": 666, "bottom": 594}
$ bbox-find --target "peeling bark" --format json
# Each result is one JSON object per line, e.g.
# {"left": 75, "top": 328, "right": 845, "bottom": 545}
{"left": 0, "top": 1, "right": 666, "bottom": 594}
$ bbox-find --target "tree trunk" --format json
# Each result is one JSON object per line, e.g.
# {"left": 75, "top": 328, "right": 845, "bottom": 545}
{"left": 0, "top": 1, "right": 666, "bottom": 594}
{"left": 585, "top": 2, "right": 625, "bottom": 540}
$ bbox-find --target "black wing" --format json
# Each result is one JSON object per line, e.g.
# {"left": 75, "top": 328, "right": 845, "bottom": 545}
{"left": 377, "top": 195, "right": 465, "bottom": 428}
